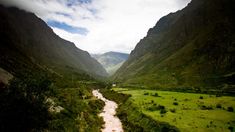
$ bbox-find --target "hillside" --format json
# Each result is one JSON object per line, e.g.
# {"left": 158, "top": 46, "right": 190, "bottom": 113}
{"left": 113, "top": 0, "right": 235, "bottom": 91}
{"left": 92, "top": 51, "right": 129, "bottom": 75}
{"left": 0, "top": 5, "right": 108, "bottom": 131}
{"left": 0, "top": 5, "right": 108, "bottom": 81}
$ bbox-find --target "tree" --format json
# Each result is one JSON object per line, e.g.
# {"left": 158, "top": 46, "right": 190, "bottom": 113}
{"left": 0, "top": 72, "right": 52, "bottom": 132}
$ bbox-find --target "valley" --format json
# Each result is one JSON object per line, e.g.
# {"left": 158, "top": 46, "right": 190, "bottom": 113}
{"left": 92, "top": 52, "right": 129, "bottom": 76}
{"left": 0, "top": 0, "right": 235, "bottom": 131}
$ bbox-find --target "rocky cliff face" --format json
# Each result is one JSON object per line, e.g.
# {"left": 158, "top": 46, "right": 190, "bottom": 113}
{"left": 0, "top": 5, "right": 108, "bottom": 80}
{"left": 113, "top": 0, "right": 235, "bottom": 90}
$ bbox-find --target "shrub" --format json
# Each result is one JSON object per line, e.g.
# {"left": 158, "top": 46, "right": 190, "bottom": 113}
{"left": 200, "top": 105, "right": 213, "bottom": 110}
{"left": 0, "top": 73, "right": 52, "bottom": 131}
{"left": 170, "top": 108, "right": 176, "bottom": 113}
{"left": 216, "top": 104, "right": 222, "bottom": 108}
{"left": 173, "top": 102, "right": 179, "bottom": 105}
{"left": 158, "top": 105, "right": 165, "bottom": 110}
{"left": 147, "top": 105, "right": 165, "bottom": 111}
{"left": 144, "top": 92, "right": 149, "bottom": 95}
{"left": 160, "top": 109, "right": 167, "bottom": 114}
{"left": 152, "top": 93, "right": 159, "bottom": 97}
{"left": 227, "top": 107, "right": 234, "bottom": 112}
{"left": 228, "top": 126, "right": 234, "bottom": 132}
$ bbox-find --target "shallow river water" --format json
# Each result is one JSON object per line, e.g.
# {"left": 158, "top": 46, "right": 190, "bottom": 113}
{"left": 92, "top": 90, "right": 124, "bottom": 132}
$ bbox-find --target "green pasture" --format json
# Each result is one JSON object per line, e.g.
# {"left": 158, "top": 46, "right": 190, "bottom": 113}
{"left": 113, "top": 88, "right": 235, "bottom": 132}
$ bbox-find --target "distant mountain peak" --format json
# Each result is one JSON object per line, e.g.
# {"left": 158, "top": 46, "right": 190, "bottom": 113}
{"left": 92, "top": 51, "right": 129, "bottom": 76}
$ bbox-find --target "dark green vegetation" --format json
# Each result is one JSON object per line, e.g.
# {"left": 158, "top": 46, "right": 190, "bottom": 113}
{"left": 0, "top": 5, "right": 107, "bottom": 131}
{"left": 0, "top": 71, "right": 106, "bottom": 131}
{"left": 92, "top": 51, "right": 129, "bottom": 75}
{"left": 47, "top": 82, "right": 105, "bottom": 132}
{"left": 114, "top": 88, "right": 235, "bottom": 132}
{"left": 113, "top": 0, "right": 235, "bottom": 92}
{"left": 0, "top": 5, "right": 108, "bottom": 81}
{"left": 100, "top": 88, "right": 179, "bottom": 132}
{"left": 0, "top": 71, "right": 52, "bottom": 131}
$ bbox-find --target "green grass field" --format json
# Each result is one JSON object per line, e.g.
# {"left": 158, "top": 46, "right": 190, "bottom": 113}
{"left": 113, "top": 88, "right": 235, "bottom": 132}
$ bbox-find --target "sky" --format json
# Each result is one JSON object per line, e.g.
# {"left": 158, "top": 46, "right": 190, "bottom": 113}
{"left": 0, "top": 0, "right": 191, "bottom": 54}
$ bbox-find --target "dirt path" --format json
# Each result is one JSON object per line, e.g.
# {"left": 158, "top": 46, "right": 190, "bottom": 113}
{"left": 92, "top": 90, "right": 124, "bottom": 132}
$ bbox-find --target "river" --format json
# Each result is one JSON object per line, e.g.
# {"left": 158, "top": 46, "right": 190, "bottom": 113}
{"left": 92, "top": 90, "right": 124, "bottom": 132}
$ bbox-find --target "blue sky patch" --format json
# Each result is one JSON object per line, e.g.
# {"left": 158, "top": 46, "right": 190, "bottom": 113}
{"left": 66, "top": 0, "right": 92, "bottom": 7}
{"left": 55, "top": 12, "right": 72, "bottom": 18}
{"left": 47, "top": 20, "right": 88, "bottom": 35}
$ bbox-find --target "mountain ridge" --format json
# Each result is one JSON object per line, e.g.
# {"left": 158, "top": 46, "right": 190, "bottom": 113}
{"left": 0, "top": 5, "right": 108, "bottom": 81}
{"left": 113, "top": 0, "right": 235, "bottom": 91}
{"left": 92, "top": 51, "right": 129, "bottom": 76}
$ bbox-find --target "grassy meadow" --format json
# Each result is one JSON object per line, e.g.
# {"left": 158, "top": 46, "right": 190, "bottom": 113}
{"left": 113, "top": 88, "right": 235, "bottom": 132}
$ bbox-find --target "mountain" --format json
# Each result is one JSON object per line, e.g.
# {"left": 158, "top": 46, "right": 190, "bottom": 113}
{"left": 92, "top": 52, "right": 129, "bottom": 75}
{"left": 113, "top": 0, "right": 235, "bottom": 91}
{"left": 0, "top": 5, "right": 108, "bottom": 82}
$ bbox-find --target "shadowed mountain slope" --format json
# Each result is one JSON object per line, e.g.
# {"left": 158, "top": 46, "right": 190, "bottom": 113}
{"left": 113, "top": 0, "right": 235, "bottom": 91}
{"left": 0, "top": 5, "right": 108, "bottom": 81}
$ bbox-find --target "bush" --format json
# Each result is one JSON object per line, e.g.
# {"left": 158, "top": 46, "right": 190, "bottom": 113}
{"left": 227, "top": 107, "right": 234, "bottom": 112}
{"left": 173, "top": 102, "right": 179, "bottom": 105}
{"left": 170, "top": 108, "right": 176, "bottom": 113}
{"left": 201, "top": 105, "right": 213, "bottom": 110}
{"left": 158, "top": 105, "right": 165, "bottom": 110}
{"left": 147, "top": 105, "right": 165, "bottom": 111}
{"left": 0, "top": 73, "right": 52, "bottom": 131}
{"left": 160, "top": 109, "right": 167, "bottom": 114}
{"left": 216, "top": 104, "right": 222, "bottom": 108}
{"left": 152, "top": 93, "right": 159, "bottom": 97}
{"left": 228, "top": 126, "right": 234, "bottom": 132}
{"left": 144, "top": 92, "right": 149, "bottom": 95}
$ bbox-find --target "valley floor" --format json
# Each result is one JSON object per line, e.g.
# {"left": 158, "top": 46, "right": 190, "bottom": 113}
{"left": 113, "top": 88, "right": 235, "bottom": 132}
{"left": 92, "top": 90, "right": 123, "bottom": 132}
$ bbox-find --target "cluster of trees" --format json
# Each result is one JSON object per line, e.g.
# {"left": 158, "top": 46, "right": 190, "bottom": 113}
{"left": 0, "top": 72, "right": 52, "bottom": 131}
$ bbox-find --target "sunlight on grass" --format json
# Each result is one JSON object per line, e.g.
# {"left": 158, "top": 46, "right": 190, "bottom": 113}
{"left": 113, "top": 88, "right": 235, "bottom": 132}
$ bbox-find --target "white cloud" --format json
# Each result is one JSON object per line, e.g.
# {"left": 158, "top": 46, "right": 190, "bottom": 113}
{"left": 0, "top": 0, "right": 191, "bottom": 54}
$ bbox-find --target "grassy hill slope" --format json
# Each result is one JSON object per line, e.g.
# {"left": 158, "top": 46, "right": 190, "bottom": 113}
{"left": 113, "top": 0, "right": 235, "bottom": 91}
{"left": 0, "top": 5, "right": 108, "bottom": 81}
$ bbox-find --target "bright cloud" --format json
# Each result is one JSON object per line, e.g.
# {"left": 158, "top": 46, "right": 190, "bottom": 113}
{"left": 0, "top": 0, "right": 191, "bottom": 54}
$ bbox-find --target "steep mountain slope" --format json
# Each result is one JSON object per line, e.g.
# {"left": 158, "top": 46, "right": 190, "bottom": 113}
{"left": 92, "top": 52, "right": 129, "bottom": 75}
{"left": 0, "top": 5, "right": 108, "bottom": 80}
{"left": 113, "top": 0, "right": 235, "bottom": 90}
